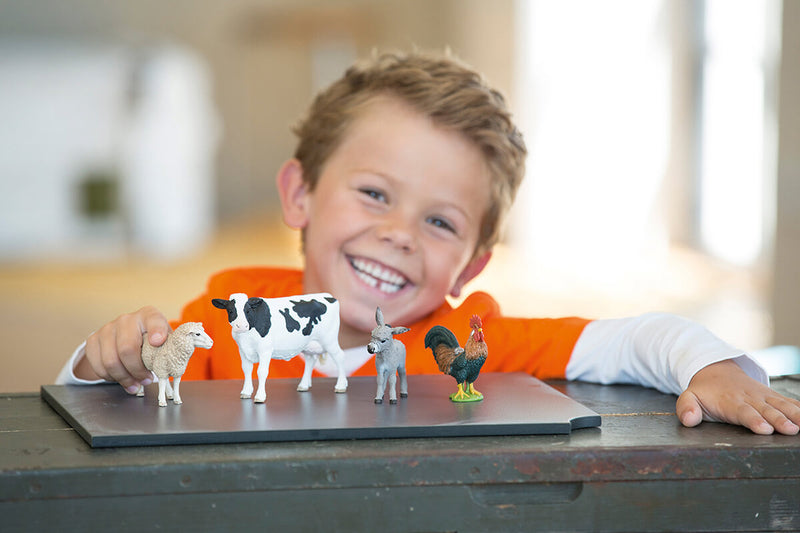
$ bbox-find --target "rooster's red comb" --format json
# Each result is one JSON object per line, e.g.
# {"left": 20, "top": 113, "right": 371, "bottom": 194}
{"left": 470, "top": 315, "right": 482, "bottom": 329}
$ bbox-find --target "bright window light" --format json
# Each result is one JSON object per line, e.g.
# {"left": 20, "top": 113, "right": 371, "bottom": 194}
{"left": 699, "top": 0, "right": 777, "bottom": 266}
{"left": 513, "top": 0, "right": 670, "bottom": 281}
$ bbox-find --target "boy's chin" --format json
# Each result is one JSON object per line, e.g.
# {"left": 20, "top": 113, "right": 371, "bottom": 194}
{"left": 339, "top": 300, "right": 386, "bottom": 333}
{"left": 340, "top": 297, "right": 411, "bottom": 334}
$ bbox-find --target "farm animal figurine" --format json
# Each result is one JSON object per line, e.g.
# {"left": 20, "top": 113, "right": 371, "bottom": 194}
{"left": 424, "top": 315, "right": 488, "bottom": 402}
{"left": 137, "top": 322, "right": 213, "bottom": 407}
{"left": 367, "top": 307, "right": 410, "bottom": 404}
{"left": 212, "top": 292, "right": 348, "bottom": 403}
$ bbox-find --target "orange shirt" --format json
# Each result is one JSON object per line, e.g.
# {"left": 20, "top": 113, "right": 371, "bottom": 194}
{"left": 179, "top": 267, "right": 590, "bottom": 381}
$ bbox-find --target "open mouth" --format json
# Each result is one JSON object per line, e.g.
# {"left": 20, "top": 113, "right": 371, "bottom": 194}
{"left": 348, "top": 256, "right": 409, "bottom": 294}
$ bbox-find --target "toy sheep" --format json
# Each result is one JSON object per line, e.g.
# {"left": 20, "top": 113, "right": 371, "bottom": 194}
{"left": 367, "top": 307, "right": 409, "bottom": 404}
{"left": 136, "top": 322, "right": 213, "bottom": 407}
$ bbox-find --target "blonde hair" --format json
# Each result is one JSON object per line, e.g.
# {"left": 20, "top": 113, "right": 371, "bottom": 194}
{"left": 292, "top": 51, "right": 526, "bottom": 258}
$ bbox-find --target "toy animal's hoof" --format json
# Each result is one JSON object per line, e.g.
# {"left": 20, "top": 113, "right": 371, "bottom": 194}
{"left": 240, "top": 393, "right": 252, "bottom": 399}
{"left": 335, "top": 387, "right": 347, "bottom": 393}
{"left": 400, "top": 393, "right": 408, "bottom": 398}
{"left": 158, "top": 401, "right": 167, "bottom": 407}
{"left": 254, "top": 397, "right": 266, "bottom": 404}
{"left": 390, "top": 399, "right": 398, "bottom": 404}
{"left": 173, "top": 399, "right": 182, "bottom": 405}
{"left": 374, "top": 398, "right": 383, "bottom": 404}
{"left": 136, "top": 391, "right": 144, "bottom": 397}
{"left": 296, "top": 385, "right": 310, "bottom": 392}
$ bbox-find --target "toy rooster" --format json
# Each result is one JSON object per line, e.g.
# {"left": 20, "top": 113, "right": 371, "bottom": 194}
{"left": 424, "top": 315, "right": 488, "bottom": 402}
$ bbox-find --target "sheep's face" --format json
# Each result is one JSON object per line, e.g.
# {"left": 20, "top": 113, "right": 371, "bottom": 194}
{"left": 176, "top": 322, "right": 214, "bottom": 350}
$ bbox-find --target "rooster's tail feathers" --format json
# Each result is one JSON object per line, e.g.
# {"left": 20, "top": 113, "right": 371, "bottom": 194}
{"left": 424, "top": 325, "right": 459, "bottom": 351}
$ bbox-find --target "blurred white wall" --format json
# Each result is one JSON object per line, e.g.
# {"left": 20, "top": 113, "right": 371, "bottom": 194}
{"left": 121, "top": 46, "right": 220, "bottom": 260}
{"left": 0, "top": 42, "right": 219, "bottom": 261}
{"left": 0, "top": 44, "right": 129, "bottom": 258}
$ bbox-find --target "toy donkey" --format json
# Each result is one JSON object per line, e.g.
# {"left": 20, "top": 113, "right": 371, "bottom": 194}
{"left": 366, "top": 307, "right": 410, "bottom": 404}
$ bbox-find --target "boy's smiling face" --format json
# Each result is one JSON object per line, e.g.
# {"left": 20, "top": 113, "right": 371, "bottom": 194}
{"left": 278, "top": 96, "right": 492, "bottom": 344}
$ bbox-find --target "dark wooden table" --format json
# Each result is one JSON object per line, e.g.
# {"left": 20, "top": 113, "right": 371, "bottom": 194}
{"left": 2, "top": 379, "right": 799, "bottom": 532}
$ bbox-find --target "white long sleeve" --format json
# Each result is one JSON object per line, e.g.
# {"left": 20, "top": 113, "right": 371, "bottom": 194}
{"left": 54, "top": 341, "right": 105, "bottom": 385}
{"left": 566, "top": 312, "right": 768, "bottom": 395}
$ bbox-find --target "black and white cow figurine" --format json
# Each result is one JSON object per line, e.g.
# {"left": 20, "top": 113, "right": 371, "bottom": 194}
{"left": 212, "top": 292, "right": 348, "bottom": 402}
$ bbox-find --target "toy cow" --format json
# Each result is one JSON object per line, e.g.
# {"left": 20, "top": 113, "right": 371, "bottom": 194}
{"left": 367, "top": 307, "right": 409, "bottom": 404}
{"left": 212, "top": 293, "right": 347, "bottom": 403}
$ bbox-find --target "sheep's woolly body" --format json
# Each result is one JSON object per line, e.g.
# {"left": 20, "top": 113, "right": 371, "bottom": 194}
{"left": 138, "top": 322, "right": 213, "bottom": 406}
{"left": 142, "top": 323, "right": 197, "bottom": 378}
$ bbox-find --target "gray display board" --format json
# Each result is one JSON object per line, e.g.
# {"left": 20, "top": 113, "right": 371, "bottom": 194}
{"left": 41, "top": 373, "right": 601, "bottom": 447}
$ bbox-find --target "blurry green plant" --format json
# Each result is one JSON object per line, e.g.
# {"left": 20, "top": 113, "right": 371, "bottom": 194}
{"left": 79, "top": 169, "right": 119, "bottom": 219}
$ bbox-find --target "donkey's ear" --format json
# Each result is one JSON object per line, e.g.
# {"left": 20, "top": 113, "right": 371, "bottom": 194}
{"left": 375, "top": 307, "right": 384, "bottom": 326}
{"left": 392, "top": 327, "right": 410, "bottom": 335}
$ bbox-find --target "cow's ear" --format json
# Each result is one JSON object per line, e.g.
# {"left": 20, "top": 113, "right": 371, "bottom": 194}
{"left": 276, "top": 158, "right": 310, "bottom": 229}
{"left": 211, "top": 298, "right": 229, "bottom": 309}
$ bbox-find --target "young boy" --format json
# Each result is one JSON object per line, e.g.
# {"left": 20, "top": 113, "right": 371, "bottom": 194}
{"left": 58, "top": 51, "right": 800, "bottom": 435}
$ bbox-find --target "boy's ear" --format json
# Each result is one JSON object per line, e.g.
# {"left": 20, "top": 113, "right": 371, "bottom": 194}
{"left": 449, "top": 251, "right": 492, "bottom": 298}
{"left": 276, "top": 158, "right": 310, "bottom": 229}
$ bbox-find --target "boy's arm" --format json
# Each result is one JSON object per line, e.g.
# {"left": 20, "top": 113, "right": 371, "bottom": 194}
{"left": 55, "top": 341, "right": 105, "bottom": 385}
{"left": 566, "top": 312, "right": 800, "bottom": 434}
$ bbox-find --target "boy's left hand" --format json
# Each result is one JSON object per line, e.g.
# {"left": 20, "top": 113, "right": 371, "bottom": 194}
{"left": 676, "top": 359, "right": 800, "bottom": 435}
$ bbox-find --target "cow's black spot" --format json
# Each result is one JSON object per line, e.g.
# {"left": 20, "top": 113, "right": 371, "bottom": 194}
{"left": 325, "top": 296, "right": 337, "bottom": 304}
{"left": 279, "top": 308, "right": 301, "bottom": 333}
{"left": 244, "top": 298, "right": 271, "bottom": 337}
{"left": 291, "top": 299, "right": 328, "bottom": 336}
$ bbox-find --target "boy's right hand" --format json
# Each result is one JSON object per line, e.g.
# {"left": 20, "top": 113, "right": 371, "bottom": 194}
{"left": 77, "top": 306, "right": 171, "bottom": 394}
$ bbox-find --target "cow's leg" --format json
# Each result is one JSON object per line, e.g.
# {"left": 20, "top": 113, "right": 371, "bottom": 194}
{"left": 398, "top": 365, "right": 408, "bottom": 398}
{"left": 254, "top": 357, "right": 271, "bottom": 403}
{"left": 172, "top": 376, "right": 182, "bottom": 405}
{"left": 157, "top": 379, "right": 168, "bottom": 407}
{"left": 326, "top": 345, "right": 349, "bottom": 393}
{"left": 297, "top": 353, "right": 316, "bottom": 392}
{"left": 387, "top": 371, "right": 398, "bottom": 404}
{"left": 240, "top": 358, "right": 254, "bottom": 399}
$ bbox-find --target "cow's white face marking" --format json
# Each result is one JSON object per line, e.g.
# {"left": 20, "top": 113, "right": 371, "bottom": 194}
{"left": 229, "top": 293, "right": 250, "bottom": 333}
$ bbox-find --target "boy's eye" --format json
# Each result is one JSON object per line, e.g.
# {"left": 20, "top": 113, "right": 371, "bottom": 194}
{"left": 426, "top": 216, "right": 456, "bottom": 234}
{"left": 358, "top": 187, "right": 387, "bottom": 203}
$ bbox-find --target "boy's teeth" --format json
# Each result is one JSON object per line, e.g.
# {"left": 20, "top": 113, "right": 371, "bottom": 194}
{"left": 350, "top": 258, "right": 407, "bottom": 294}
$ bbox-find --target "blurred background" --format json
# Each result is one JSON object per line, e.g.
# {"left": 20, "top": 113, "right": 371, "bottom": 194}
{"left": 1, "top": 0, "right": 798, "bottom": 392}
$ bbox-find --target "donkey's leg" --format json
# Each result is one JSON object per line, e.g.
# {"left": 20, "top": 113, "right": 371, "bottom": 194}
{"left": 398, "top": 365, "right": 408, "bottom": 398}
{"left": 387, "top": 372, "right": 398, "bottom": 404}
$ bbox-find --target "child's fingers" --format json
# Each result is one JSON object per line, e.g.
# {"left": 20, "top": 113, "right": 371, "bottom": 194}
{"left": 736, "top": 402, "right": 778, "bottom": 435}
{"left": 84, "top": 331, "right": 112, "bottom": 382}
{"left": 763, "top": 395, "right": 800, "bottom": 435}
{"left": 138, "top": 306, "right": 171, "bottom": 346}
{"left": 114, "top": 313, "right": 154, "bottom": 386}
{"left": 96, "top": 322, "right": 142, "bottom": 394}
{"left": 675, "top": 391, "right": 704, "bottom": 428}
{"left": 732, "top": 393, "right": 800, "bottom": 436}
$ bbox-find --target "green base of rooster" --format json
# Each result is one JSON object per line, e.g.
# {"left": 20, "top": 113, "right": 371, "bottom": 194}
{"left": 449, "top": 382, "right": 484, "bottom": 402}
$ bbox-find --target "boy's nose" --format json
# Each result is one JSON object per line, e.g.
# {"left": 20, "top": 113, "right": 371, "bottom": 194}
{"left": 377, "top": 219, "right": 417, "bottom": 253}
